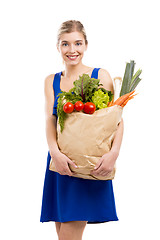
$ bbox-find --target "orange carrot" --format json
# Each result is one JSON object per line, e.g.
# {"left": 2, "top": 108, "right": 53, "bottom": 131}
{"left": 108, "top": 99, "right": 113, "bottom": 107}
{"left": 121, "top": 97, "right": 133, "bottom": 107}
{"left": 112, "top": 90, "right": 135, "bottom": 106}
{"left": 120, "top": 103, "right": 125, "bottom": 107}
{"left": 121, "top": 93, "right": 138, "bottom": 107}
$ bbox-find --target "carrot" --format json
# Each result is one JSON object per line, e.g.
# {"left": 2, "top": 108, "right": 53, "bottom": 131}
{"left": 121, "top": 97, "right": 133, "bottom": 107}
{"left": 120, "top": 103, "right": 125, "bottom": 107}
{"left": 108, "top": 99, "right": 113, "bottom": 107}
{"left": 121, "top": 93, "right": 138, "bottom": 107}
{"left": 112, "top": 90, "right": 135, "bottom": 106}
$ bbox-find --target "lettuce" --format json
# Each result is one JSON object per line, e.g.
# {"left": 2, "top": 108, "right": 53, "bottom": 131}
{"left": 70, "top": 74, "right": 103, "bottom": 102}
{"left": 92, "top": 89, "right": 109, "bottom": 110}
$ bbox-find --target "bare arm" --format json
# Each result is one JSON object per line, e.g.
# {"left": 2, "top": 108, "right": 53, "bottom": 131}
{"left": 44, "top": 75, "right": 77, "bottom": 176}
{"left": 98, "top": 68, "right": 114, "bottom": 93}
{"left": 44, "top": 74, "right": 60, "bottom": 155}
{"left": 111, "top": 118, "right": 124, "bottom": 157}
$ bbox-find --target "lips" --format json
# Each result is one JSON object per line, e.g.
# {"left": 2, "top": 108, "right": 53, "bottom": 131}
{"left": 67, "top": 55, "right": 79, "bottom": 60}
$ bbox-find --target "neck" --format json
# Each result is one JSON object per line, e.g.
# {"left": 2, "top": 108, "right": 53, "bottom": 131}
{"left": 63, "top": 62, "right": 88, "bottom": 79}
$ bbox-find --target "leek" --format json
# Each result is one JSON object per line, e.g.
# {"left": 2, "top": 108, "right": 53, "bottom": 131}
{"left": 120, "top": 60, "right": 142, "bottom": 97}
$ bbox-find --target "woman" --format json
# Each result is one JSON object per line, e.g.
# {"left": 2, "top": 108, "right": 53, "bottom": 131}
{"left": 40, "top": 20, "right": 124, "bottom": 240}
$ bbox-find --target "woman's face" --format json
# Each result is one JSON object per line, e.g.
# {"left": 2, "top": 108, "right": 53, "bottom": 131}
{"left": 57, "top": 31, "right": 88, "bottom": 66}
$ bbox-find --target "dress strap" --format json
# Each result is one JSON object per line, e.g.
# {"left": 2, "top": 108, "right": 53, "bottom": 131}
{"left": 53, "top": 72, "right": 62, "bottom": 97}
{"left": 52, "top": 72, "right": 62, "bottom": 117}
{"left": 91, "top": 68, "right": 101, "bottom": 79}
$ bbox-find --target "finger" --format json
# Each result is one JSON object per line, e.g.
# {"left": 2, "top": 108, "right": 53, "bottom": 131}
{"left": 93, "top": 171, "right": 109, "bottom": 176}
{"left": 98, "top": 171, "right": 105, "bottom": 176}
{"left": 95, "top": 170, "right": 105, "bottom": 176}
{"left": 59, "top": 165, "right": 72, "bottom": 176}
{"left": 94, "top": 159, "right": 103, "bottom": 170}
{"left": 101, "top": 172, "right": 109, "bottom": 176}
{"left": 91, "top": 167, "right": 104, "bottom": 175}
{"left": 66, "top": 167, "right": 74, "bottom": 176}
{"left": 68, "top": 159, "right": 78, "bottom": 169}
{"left": 66, "top": 163, "right": 77, "bottom": 176}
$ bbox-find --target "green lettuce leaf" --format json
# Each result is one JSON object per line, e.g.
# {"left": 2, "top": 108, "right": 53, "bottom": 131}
{"left": 99, "top": 87, "right": 114, "bottom": 102}
{"left": 70, "top": 74, "right": 103, "bottom": 102}
{"left": 91, "top": 89, "right": 109, "bottom": 110}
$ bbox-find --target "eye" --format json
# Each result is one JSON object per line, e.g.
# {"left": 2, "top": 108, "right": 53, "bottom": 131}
{"left": 62, "top": 43, "right": 68, "bottom": 46}
{"left": 76, "top": 42, "right": 82, "bottom": 46}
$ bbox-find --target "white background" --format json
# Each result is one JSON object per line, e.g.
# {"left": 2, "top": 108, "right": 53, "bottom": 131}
{"left": 0, "top": 0, "right": 160, "bottom": 239}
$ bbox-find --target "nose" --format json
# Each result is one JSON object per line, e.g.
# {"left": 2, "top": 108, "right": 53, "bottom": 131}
{"left": 69, "top": 44, "right": 76, "bottom": 53}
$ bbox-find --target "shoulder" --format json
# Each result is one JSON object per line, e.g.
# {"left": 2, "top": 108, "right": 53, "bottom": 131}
{"left": 44, "top": 73, "right": 55, "bottom": 85}
{"left": 98, "top": 68, "right": 114, "bottom": 92}
{"left": 98, "top": 68, "right": 112, "bottom": 83}
{"left": 44, "top": 73, "right": 55, "bottom": 97}
{"left": 44, "top": 73, "right": 55, "bottom": 89}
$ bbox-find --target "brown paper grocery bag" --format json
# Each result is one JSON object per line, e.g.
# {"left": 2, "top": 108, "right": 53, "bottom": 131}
{"left": 49, "top": 105, "right": 123, "bottom": 180}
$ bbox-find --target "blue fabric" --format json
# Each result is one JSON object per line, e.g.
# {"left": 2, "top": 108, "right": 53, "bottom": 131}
{"left": 40, "top": 68, "right": 119, "bottom": 224}
{"left": 52, "top": 72, "right": 62, "bottom": 117}
{"left": 91, "top": 67, "right": 101, "bottom": 79}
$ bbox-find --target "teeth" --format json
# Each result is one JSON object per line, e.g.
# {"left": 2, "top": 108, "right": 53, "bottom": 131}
{"left": 67, "top": 55, "right": 78, "bottom": 59}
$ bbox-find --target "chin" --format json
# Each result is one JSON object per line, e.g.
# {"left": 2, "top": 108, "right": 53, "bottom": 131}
{"left": 65, "top": 61, "right": 80, "bottom": 66}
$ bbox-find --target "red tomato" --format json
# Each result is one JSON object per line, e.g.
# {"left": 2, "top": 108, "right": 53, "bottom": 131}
{"left": 74, "top": 101, "right": 84, "bottom": 111}
{"left": 83, "top": 102, "right": 96, "bottom": 114}
{"left": 63, "top": 102, "right": 74, "bottom": 113}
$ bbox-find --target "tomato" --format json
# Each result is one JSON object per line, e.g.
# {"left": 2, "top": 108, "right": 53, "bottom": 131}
{"left": 74, "top": 101, "right": 84, "bottom": 111}
{"left": 83, "top": 102, "right": 96, "bottom": 114}
{"left": 63, "top": 102, "right": 74, "bottom": 113}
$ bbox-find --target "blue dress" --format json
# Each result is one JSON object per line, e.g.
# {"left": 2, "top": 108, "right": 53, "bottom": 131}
{"left": 40, "top": 68, "right": 119, "bottom": 224}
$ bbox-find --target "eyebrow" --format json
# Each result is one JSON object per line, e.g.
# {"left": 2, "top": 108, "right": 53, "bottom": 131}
{"left": 61, "top": 40, "right": 83, "bottom": 43}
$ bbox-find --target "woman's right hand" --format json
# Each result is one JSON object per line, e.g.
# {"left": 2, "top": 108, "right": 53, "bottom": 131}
{"left": 50, "top": 150, "right": 78, "bottom": 177}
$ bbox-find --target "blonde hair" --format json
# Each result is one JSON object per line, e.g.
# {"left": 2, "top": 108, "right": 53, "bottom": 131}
{"left": 57, "top": 20, "right": 88, "bottom": 45}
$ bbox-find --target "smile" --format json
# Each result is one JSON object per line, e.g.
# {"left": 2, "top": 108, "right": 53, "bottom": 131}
{"left": 67, "top": 55, "right": 79, "bottom": 60}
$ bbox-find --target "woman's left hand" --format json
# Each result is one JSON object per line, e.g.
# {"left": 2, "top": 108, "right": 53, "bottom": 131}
{"left": 90, "top": 150, "right": 119, "bottom": 176}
